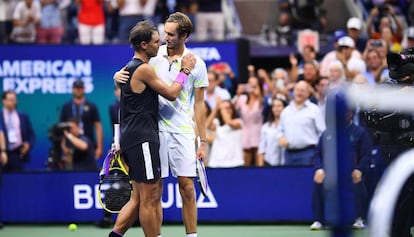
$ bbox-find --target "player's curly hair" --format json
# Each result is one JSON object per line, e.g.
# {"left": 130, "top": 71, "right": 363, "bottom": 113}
{"left": 166, "top": 12, "right": 193, "bottom": 38}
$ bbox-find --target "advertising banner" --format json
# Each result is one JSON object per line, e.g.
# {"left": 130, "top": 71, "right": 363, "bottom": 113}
{"left": 1, "top": 167, "right": 314, "bottom": 223}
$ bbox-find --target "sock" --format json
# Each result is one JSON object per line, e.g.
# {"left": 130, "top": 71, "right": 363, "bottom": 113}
{"left": 157, "top": 235, "right": 162, "bottom": 237}
{"left": 186, "top": 233, "right": 197, "bottom": 237}
{"left": 108, "top": 230, "right": 123, "bottom": 237}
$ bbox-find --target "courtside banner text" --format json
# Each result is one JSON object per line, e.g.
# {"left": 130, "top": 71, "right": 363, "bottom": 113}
{"left": 2, "top": 167, "right": 313, "bottom": 222}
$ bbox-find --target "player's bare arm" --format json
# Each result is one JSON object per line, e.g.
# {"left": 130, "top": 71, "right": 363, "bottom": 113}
{"left": 194, "top": 87, "right": 207, "bottom": 163}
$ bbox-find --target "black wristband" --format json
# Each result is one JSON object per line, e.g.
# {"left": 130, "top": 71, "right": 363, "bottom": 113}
{"left": 180, "top": 67, "right": 191, "bottom": 75}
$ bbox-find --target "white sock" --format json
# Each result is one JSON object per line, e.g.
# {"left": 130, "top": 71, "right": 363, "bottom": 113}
{"left": 186, "top": 233, "right": 197, "bottom": 237}
{"left": 157, "top": 235, "right": 162, "bottom": 237}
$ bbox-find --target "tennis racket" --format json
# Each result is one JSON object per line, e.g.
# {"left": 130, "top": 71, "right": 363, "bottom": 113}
{"left": 196, "top": 137, "right": 209, "bottom": 197}
{"left": 98, "top": 124, "right": 132, "bottom": 213}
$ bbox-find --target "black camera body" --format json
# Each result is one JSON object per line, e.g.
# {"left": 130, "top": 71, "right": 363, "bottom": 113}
{"left": 48, "top": 122, "right": 71, "bottom": 145}
{"left": 46, "top": 122, "right": 71, "bottom": 170}
{"left": 387, "top": 48, "right": 414, "bottom": 84}
{"left": 364, "top": 109, "right": 414, "bottom": 148}
{"left": 363, "top": 49, "right": 414, "bottom": 151}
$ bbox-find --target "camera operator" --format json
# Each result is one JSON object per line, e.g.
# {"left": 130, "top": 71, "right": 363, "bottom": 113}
{"left": 61, "top": 118, "right": 96, "bottom": 171}
{"left": 364, "top": 48, "right": 414, "bottom": 237}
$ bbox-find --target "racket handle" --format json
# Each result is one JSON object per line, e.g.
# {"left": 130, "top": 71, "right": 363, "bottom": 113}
{"left": 114, "top": 123, "right": 120, "bottom": 150}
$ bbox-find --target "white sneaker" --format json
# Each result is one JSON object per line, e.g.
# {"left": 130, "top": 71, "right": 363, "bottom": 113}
{"left": 353, "top": 218, "right": 366, "bottom": 229}
{"left": 310, "top": 221, "right": 323, "bottom": 230}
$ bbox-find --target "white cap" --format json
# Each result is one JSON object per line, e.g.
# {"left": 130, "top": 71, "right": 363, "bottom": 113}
{"left": 347, "top": 17, "right": 362, "bottom": 30}
{"left": 337, "top": 36, "right": 355, "bottom": 48}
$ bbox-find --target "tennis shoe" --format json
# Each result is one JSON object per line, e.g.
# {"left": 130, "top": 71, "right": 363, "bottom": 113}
{"left": 310, "top": 221, "right": 323, "bottom": 230}
{"left": 352, "top": 218, "right": 366, "bottom": 229}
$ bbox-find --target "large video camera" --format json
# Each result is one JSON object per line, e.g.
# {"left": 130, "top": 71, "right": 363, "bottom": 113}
{"left": 387, "top": 48, "right": 414, "bottom": 84}
{"left": 46, "top": 122, "right": 71, "bottom": 170}
{"left": 363, "top": 49, "right": 414, "bottom": 149}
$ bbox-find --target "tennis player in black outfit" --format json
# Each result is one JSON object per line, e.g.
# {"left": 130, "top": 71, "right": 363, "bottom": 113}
{"left": 108, "top": 21, "right": 195, "bottom": 237}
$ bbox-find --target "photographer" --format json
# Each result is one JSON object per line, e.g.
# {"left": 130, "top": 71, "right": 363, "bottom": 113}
{"left": 61, "top": 118, "right": 96, "bottom": 171}
{"left": 364, "top": 48, "right": 414, "bottom": 237}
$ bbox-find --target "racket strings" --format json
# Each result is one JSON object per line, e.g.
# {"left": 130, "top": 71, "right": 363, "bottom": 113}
{"left": 100, "top": 169, "right": 132, "bottom": 212}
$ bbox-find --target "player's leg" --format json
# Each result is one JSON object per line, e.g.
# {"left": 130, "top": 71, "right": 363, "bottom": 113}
{"left": 156, "top": 180, "right": 163, "bottom": 237}
{"left": 109, "top": 181, "right": 140, "bottom": 236}
{"left": 178, "top": 176, "right": 197, "bottom": 235}
{"left": 158, "top": 131, "right": 171, "bottom": 236}
{"left": 138, "top": 179, "right": 162, "bottom": 237}
{"left": 169, "top": 133, "right": 198, "bottom": 236}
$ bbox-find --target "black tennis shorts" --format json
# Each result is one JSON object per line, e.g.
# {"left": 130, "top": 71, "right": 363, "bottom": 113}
{"left": 122, "top": 141, "right": 161, "bottom": 183}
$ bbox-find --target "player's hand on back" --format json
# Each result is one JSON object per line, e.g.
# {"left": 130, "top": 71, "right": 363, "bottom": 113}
{"left": 114, "top": 66, "right": 130, "bottom": 84}
{"left": 181, "top": 53, "right": 196, "bottom": 72}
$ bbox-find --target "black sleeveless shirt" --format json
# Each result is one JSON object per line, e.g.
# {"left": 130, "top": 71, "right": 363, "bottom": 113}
{"left": 119, "top": 58, "right": 159, "bottom": 151}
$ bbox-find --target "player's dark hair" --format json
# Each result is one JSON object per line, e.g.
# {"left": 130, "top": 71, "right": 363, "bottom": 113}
{"left": 129, "top": 21, "right": 158, "bottom": 52}
{"left": 217, "top": 100, "right": 238, "bottom": 126}
{"left": 166, "top": 12, "right": 193, "bottom": 38}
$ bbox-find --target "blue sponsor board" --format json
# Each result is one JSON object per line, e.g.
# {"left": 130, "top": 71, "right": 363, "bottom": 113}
{"left": 1, "top": 167, "right": 314, "bottom": 223}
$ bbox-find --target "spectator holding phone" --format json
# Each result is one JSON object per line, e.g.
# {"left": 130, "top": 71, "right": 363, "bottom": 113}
{"left": 234, "top": 76, "right": 264, "bottom": 166}
{"left": 366, "top": 4, "right": 404, "bottom": 44}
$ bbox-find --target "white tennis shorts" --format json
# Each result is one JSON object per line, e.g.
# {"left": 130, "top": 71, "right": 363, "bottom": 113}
{"left": 159, "top": 131, "right": 197, "bottom": 178}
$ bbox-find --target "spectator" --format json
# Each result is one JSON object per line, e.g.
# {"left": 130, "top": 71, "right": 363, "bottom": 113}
{"left": 366, "top": 4, "right": 404, "bottom": 43}
{"left": 333, "top": 36, "right": 366, "bottom": 80}
{"left": 0, "top": 0, "right": 19, "bottom": 43}
{"left": 258, "top": 97, "right": 286, "bottom": 166}
{"left": 346, "top": 17, "right": 368, "bottom": 53}
{"left": 37, "top": 0, "right": 63, "bottom": 44}
{"left": 114, "top": 0, "right": 157, "bottom": 44}
{"left": 362, "top": 48, "right": 389, "bottom": 84}
{"left": 76, "top": 0, "right": 105, "bottom": 44}
{"left": 207, "top": 99, "right": 244, "bottom": 168}
{"left": 0, "top": 90, "right": 35, "bottom": 172}
{"left": 380, "top": 25, "right": 402, "bottom": 52}
{"left": 274, "top": 11, "right": 293, "bottom": 46}
{"left": 61, "top": 118, "right": 96, "bottom": 170}
{"left": 362, "top": 38, "right": 388, "bottom": 68}
{"left": 309, "top": 109, "right": 372, "bottom": 230}
{"left": 204, "top": 70, "right": 231, "bottom": 110}
{"left": 195, "top": 0, "right": 224, "bottom": 41}
{"left": 278, "top": 81, "right": 325, "bottom": 166}
{"left": 209, "top": 62, "right": 238, "bottom": 97}
{"left": 260, "top": 67, "right": 291, "bottom": 120}
{"left": 278, "top": 0, "right": 327, "bottom": 33}
{"left": 289, "top": 44, "right": 318, "bottom": 81}
{"left": 10, "top": 0, "right": 41, "bottom": 44}
{"left": 311, "top": 76, "right": 329, "bottom": 119}
{"left": 60, "top": 0, "right": 77, "bottom": 44}
{"left": 326, "top": 60, "right": 347, "bottom": 90}
{"left": 319, "top": 33, "right": 363, "bottom": 78}
{"left": 104, "top": 0, "right": 120, "bottom": 43}
{"left": 109, "top": 84, "right": 120, "bottom": 126}
{"left": 59, "top": 79, "right": 103, "bottom": 161}
{"left": 234, "top": 76, "right": 264, "bottom": 166}
{"left": 297, "top": 60, "right": 320, "bottom": 87}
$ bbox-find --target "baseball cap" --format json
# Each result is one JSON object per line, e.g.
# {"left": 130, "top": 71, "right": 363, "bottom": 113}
{"left": 72, "top": 79, "right": 85, "bottom": 88}
{"left": 337, "top": 36, "right": 355, "bottom": 48}
{"left": 347, "top": 17, "right": 362, "bottom": 30}
{"left": 407, "top": 26, "right": 414, "bottom": 39}
{"left": 333, "top": 29, "right": 347, "bottom": 41}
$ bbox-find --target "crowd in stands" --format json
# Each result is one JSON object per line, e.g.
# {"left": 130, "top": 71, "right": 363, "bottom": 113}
{"left": 0, "top": 0, "right": 242, "bottom": 44}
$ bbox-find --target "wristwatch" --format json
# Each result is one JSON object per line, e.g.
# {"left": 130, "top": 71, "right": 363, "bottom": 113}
{"left": 180, "top": 67, "right": 191, "bottom": 75}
